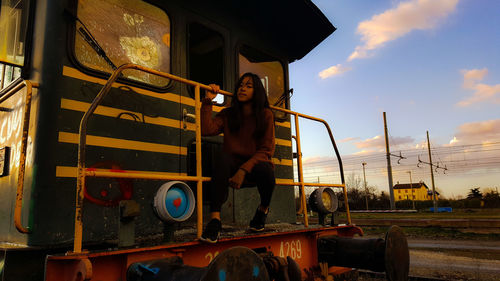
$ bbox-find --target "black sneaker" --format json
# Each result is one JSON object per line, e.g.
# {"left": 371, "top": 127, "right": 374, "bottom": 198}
{"left": 199, "top": 219, "right": 222, "bottom": 243}
{"left": 249, "top": 208, "right": 268, "bottom": 232}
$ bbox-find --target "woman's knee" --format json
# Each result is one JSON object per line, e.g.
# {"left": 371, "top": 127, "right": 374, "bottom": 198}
{"left": 252, "top": 162, "right": 275, "bottom": 183}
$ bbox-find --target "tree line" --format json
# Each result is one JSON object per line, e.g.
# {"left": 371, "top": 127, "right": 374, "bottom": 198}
{"left": 336, "top": 173, "right": 500, "bottom": 210}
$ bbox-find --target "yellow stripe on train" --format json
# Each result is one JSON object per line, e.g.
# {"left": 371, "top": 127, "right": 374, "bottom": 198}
{"left": 60, "top": 98, "right": 195, "bottom": 131}
{"left": 58, "top": 132, "right": 188, "bottom": 155}
{"left": 56, "top": 166, "right": 293, "bottom": 178}
{"left": 57, "top": 132, "right": 293, "bottom": 166}
{"left": 62, "top": 66, "right": 291, "bottom": 128}
{"left": 59, "top": 98, "right": 292, "bottom": 147}
{"left": 55, "top": 166, "right": 188, "bottom": 178}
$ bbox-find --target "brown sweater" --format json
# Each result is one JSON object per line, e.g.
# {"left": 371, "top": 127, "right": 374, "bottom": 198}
{"left": 201, "top": 98, "right": 275, "bottom": 173}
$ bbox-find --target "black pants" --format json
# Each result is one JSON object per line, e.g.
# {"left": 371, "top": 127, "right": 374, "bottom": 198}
{"left": 209, "top": 152, "right": 276, "bottom": 212}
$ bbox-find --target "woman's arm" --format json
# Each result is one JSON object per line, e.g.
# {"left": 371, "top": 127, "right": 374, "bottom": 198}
{"left": 201, "top": 84, "right": 224, "bottom": 136}
{"left": 239, "top": 109, "right": 275, "bottom": 173}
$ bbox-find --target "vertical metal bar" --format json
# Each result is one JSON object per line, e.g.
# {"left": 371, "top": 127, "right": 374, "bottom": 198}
{"left": 362, "top": 162, "right": 368, "bottom": 210}
{"left": 1, "top": 64, "right": 5, "bottom": 89}
{"left": 317, "top": 119, "right": 351, "bottom": 224}
{"left": 293, "top": 114, "right": 308, "bottom": 227}
{"left": 291, "top": 135, "right": 304, "bottom": 214}
{"left": 427, "top": 131, "right": 437, "bottom": 212}
{"left": 14, "top": 81, "right": 33, "bottom": 233}
{"left": 73, "top": 65, "right": 128, "bottom": 253}
{"left": 343, "top": 185, "right": 351, "bottom": 225}
{"left": 195, "top": 85, "right": 203, "bottom": 238}
{"left": 383, "top": 112, "right": 395, "bottom": 209}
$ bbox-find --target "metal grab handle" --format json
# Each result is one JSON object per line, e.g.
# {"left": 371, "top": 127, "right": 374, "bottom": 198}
{"left": 0, "top": 80, "right": 39, "bottom": 234}
{"left": 182, "top": 108, "right": 196, "bottom": 130}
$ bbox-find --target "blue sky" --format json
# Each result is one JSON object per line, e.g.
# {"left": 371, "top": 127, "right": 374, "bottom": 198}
{"left": 289, "top": 0, "right": 500, "bottom": 198}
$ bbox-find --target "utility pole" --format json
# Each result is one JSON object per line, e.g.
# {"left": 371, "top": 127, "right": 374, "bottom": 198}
{"left": 383, "top": 112, "right": 395, "bottom": 209}
{"left": 427, "top": 131, "right": 438, "bottom": 212}
{"left": 407, "top": 171, "right": 415, "bottom": 210}
{"left": 362, "top": 162, "right": 368, "bottom": 210}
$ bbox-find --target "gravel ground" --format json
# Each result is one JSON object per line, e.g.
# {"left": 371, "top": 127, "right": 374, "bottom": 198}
{"left": 408, "top": 239, "right": 500, "bottom": 281}
{"left": 354, "top": 237, "right": 500, "bottom": 281}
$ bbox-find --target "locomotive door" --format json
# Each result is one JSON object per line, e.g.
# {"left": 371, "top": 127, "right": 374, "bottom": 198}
{"left": 60, "top": 0, "right": 185, "bottom": 243}
{"left": 181, "top": 21, "right": 227, "bottom": 211}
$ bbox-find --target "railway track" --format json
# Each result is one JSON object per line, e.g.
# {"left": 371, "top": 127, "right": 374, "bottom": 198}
{"left": 357, "top": 270, "right": 446, "bottom": 281}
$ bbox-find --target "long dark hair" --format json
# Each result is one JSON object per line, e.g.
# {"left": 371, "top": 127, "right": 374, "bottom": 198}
{"left": 227, "top": 72, "right": 270, "bottom": 138}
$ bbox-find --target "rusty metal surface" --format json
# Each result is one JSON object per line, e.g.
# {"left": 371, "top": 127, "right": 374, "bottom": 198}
{"left": 203, "top": 247, "right": 269, "bottom": 281}
{"left": 3, "top": 80, "right": 40, "bottom": 234}
{"left": 46, "top": 225, "right": 362, "bottom": 281}
{"left": 385, "top": 225, "right": 409, "bottom": 281}
{"left": 317, "top": 225, "right": 409, "bottom": 281}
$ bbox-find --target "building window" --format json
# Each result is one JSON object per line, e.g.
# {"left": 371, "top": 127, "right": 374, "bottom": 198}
{"left": 0, "top": 63, "right": 21, "bottom": 90}
{"left": 0, "top": 0, "right": 31, "bottom": 67}
{"left": 413, "top": 195, "right": 416, "bottom": 199}
{"left": 405, "top": 190, "right": 408, "bottom": 193}
{"left": 74, "top": 0, "right": 171, "bottom": 87}
{"left": 398, "top": 196, "right": 401, "bottom": 199}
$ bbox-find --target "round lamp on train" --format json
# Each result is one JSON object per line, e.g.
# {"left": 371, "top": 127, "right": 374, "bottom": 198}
{"left": 153, "top": 181, "right": 195, "bottom": 223}
{"left": 308, "top": 187, "right": 338, "bottom": 225}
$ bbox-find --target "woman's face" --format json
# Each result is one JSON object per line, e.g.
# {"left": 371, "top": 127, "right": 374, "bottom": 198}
{"left": 237, "top": 76, "right": 254, "bottom": 103}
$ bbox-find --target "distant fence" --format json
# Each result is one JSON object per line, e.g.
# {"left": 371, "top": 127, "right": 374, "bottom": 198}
{"left": 350, "top": 210, "right": 418, "bottom": 213}
{"left": 347, "top": 218, "right": 500, "bottom": 230}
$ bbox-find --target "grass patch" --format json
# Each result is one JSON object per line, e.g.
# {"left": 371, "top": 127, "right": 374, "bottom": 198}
{"left": 360, "top": 226, "right": 500, "bottom": 240}
{"left": 339, "top": 208, "right": 500, "bottom": 220}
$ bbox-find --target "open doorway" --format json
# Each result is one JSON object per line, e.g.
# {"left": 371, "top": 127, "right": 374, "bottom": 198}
{"left": 188, "top": 22, "right": 224, "bottom": 104}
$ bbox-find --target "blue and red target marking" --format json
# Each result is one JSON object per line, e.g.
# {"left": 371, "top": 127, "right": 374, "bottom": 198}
{"left": 153, "top": 181, "right": 195, "bottom": 222}
{"left": 165, "top": 187, "right": 189, "bottom": 218}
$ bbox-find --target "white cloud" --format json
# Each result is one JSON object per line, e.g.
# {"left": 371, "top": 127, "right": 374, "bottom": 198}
{"left": 457, "top": 68, "right": 500, "bottom": 107}
{"left": 462, "top": 68, "right": 488, "bottom": 89}
{"left": 352, "top": 149, "right": 378, "bottom": 155}
{"left": 348, "top": 0, "right": 458, "bottom": 61}
{"left": 319, "top": 64, "right": 352, "bottom": 79}
{"left": 339, "top": 137, "right": 360, "bottom": 143}
{"left": 452, "top": 119, "right": 500, "bottom": 144}
{"left": 355, "top": 135, "right": 385, "bottom": 149}
{"left": 355, "top": 135, "right": 414, "bottom": 149}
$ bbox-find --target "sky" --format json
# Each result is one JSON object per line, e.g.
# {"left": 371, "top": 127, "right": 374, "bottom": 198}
{"left": 288, "top": 0, "right": 500, "bottom": 198}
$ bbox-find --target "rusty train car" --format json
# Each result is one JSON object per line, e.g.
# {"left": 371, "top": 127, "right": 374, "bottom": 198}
{"left": 0, "top": 0, "right": 409, "bottom": 280}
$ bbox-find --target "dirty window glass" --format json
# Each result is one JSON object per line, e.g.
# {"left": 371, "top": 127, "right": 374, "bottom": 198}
{"left": 0, "top": 0, "right": 31, "bottom": 66}
{"left": 75, "top": 0, "right": 170, "bottom": 87}
{"left": 0, "top": 63, "right": 21, "bottom": 90}
{"left": 239, "top": 46, "right": 285, "bottom": 110}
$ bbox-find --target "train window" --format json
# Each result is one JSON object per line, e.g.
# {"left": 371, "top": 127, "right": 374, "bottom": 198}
{"left": 0, "top": 0, "right": 31, "bottom": 67}
{"left": 0, "top": 64, "right": 21, "bottom": 90}
{"left": 74, "top": 0, "right": 171, "bottom": 87}
{"left": 239, "top": 46, "right": 285, "bottom": 110}
{"left": 188, "top": 23, "right": 224, "bottom": 103}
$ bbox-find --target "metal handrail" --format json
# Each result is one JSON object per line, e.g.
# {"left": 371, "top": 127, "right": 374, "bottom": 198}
{"left": 72, "top": 63, "right": 350, "bottom": 253}
{"left": 0, "top": 80, "right": 39, "bottom": 234}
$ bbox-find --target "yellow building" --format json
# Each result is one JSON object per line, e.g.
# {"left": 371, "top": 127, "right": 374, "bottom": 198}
{"left": 393, "top": 181, "right": 439, "bottom": 201}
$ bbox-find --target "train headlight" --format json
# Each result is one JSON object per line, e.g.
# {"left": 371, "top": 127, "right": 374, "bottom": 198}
{"left": 153, "top": 181, "right": 195, "bottom": 223}
{"left": 309, "top": 187, "right": 338, "bottom": 214}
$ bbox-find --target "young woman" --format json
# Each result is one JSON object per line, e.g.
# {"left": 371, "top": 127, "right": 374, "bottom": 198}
{"left": 199, "top": 72, "right": 276, "bottom": 243}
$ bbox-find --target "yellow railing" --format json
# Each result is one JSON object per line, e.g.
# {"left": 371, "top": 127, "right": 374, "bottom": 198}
{"left": 0, "top": 80, "right": 39, "bottom": 234}
{"left": 71, "top": 63, "right": 350, "bottom": 253}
